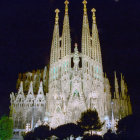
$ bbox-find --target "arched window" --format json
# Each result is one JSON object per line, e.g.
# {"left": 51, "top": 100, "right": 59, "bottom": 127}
{"left": 73, "top": 90, "right": 79, "bottom": 97}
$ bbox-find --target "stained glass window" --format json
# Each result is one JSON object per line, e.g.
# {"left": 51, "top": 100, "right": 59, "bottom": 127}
{"left": 73, "top": 90, "right": 79, "bottom": 97}
{"left": 57, "top": 107, "right": 60, "bottom": 112}
{"left": 97, "top": 67, "right": 98, "bottom": 73}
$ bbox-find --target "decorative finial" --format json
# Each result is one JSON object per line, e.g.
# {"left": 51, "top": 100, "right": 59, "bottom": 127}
{"left": 55, "top": 9, "right": 60, "bottom": 24}
{"left": 91, "top": 8, "right": 96, "bottom": 23}
{"left": 74, "top": 43, "right": 78, "bottom": 55}
{"left": 83, "top": 0, "right": 87, "bottom": 15}
{"left": 75, "top": 43, "right": 78, "bottom": 48}
{"left": 64, "top": 0, "right": 69, "bottom": 14}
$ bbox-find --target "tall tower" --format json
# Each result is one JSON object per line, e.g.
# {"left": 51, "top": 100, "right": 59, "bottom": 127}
{"left": 49, "top": 9, "right": 60, "bottom": 91}
{"left": 91, "top": 8, "right": 104, "bottom": 85}
{"left": 81, "top": 0, "right": 93, "bottom": 98}
{"left": 47, "top": 0, "right": 72, "bottom": 127}
{"left": 82, "top": 0, "right": 91, "bottom": 58}
{"left": 81, "top": 1, "right": 104, "bottom": 120}
{"left": 61, "top": 0, "right": 71, "bottom": 95}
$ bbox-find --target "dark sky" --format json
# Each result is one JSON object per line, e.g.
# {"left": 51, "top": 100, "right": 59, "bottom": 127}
{"left": 0, "top": 0, "right": 140, "bottom": 117}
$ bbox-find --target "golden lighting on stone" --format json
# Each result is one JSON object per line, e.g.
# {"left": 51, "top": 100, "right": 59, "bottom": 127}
{"left": 83, "top": 0, "right": 87, "bottom": 14}
{"left": 64, "top": 0, "right": 69, "bottom": 14}
{"left": 55, "top": 9, "right": 60, "bottom": 24}
{"left": 91, "top": 8, "right": 96, "bottom": 24}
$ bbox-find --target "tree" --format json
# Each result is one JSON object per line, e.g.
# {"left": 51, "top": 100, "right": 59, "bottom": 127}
{"left": 117, "top": 114, "right": 140, "bottom": 140}
{"left": 23, "top": 132, "right": 36, "bottom": 140}
{"left": 34, "top": 125, "right": 51, "bottom": 140}
{"left": 103, "top": 129, "right": 118, "bottom": 140}
{"left": 0, "top": 116, "right": 13, "bottom": 140}
{"left": 78, "top": 109, "right": 104, "bottom": 135}
{"left": 83, "top": 134, "right": 103, "bottom": 140}
{"left": 54, "top": 123, "right": 83, "bottom": 139}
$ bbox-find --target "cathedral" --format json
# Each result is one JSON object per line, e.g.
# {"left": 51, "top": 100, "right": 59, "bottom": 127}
{"left": 10, "top": 0, "right": 132, "bottom": 136}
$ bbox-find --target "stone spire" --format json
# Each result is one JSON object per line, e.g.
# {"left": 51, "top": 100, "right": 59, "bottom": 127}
{"left": 64, "top": 0, "right": 69, "bottom": 14}
{"left": 61, "top": 0, "right": 71, "bottom": 58}
{"left": 43, "top": 66, "right": 47, "bottom": 80}
{"left": 121, "top": 73, "right": 125, "bottom": 99}
{"left": 18, "top": 81, "right": 24, "bottom": 94}
{"left": 82, "top": 0, "right": 91, "bottom": 57}
{"left": 91, "top": 8, "right": 102, "bottom": 63}
{"left": 111, "top": 102, "right": 116, "bottom": 132}
{"left": 50, "top": 9, "right": 60, "bottom": 64}
{"left": 73, "top": 43, "right": 80, "bottom": 71}
{"left": 28, "top": 81, "right": 34, "bottom": 95}
{"left": 114, "top": 72, "right": 119, "bottom": 99}
{"left": 38, "top": 81, "right": 44, "bottom": 95}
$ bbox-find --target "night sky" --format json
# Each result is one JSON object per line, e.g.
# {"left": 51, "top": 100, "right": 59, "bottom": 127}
{"left": 0, "top": 0, "right": 140, "bottom": 117}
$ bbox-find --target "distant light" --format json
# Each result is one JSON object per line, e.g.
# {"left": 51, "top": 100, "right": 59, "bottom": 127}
{"left": 114, "top": 0, "right": 119, "bottom": 2}
{"left": 104, "top": 116, "right": 109, "bottom": 120}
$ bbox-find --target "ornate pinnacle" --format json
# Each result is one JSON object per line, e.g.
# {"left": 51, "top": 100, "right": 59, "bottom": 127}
{"left": 74, "top": 43, "right": 78, "bottom": 55}
{"left": 91, "top": 8, "right": 96, "bottom": 24}
{"left": 55, "top": 9, "right": 60, "bottom": 24}
{"left": 74, "top": 43, "right": 79, "bottom": 71}
{"left": 83, "top": 0, "right": 87, "bottom": 15}
{"left": 64, "top": 0, "right": 69, "bottom": 14}
{"left": 75, "top": 43, "right": 78, "bottom": 48}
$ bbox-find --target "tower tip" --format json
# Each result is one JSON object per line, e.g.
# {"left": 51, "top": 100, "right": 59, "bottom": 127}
{"left": 83, "top": 0, "right": 87, "bottom": 15}
{"left": 64, "top": 0, "right": 69, "bottom": 5}
{"left": 91, "top": 8, "right": 96, "bottom": 13}
{"left": 55, "top": 9, "right": 60, "bottom": 24}
{"left": 91, "top": 8, "right": 96, "bottom": 23}
{"left": 55, "top": 8, "right": 60, "bottom": 14}
{"left": 83, "top": 0, "right": 87, "bottom": 5}
{"left": 64, "top": 0, "right": 69, "bottom": 14}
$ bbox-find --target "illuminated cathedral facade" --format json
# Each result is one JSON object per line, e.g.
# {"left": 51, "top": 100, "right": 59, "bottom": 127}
{"left": 10, "top": 0, "right": 132, "bottom": 135}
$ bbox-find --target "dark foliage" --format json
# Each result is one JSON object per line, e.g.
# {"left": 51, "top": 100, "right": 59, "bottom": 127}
{"left": 54, "top": 123, "right": 83, "bottom": 139}
{"left": 103, "top": 129, "right": 118, "bottom": 140}
{"left": 23, "top": 125, "right": 51, "bottom": 140}
{"left": 34, "top": 125, "right": 51, "bottom": 140}
{"left": 23, "top": 132, "right": 36, "bottom": 140}
{"left": 78, "top": 109, "right": 104, "bottom": 135}
{"left": 83, "top": 134, "right": 103, "bottom": 140}
{"left": 117, "top": 114, "right": 140, "bottom": 140}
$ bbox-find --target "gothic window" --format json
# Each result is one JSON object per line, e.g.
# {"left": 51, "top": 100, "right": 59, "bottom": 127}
{"left": 60, "top": 50, "right": 61, "bottom": 59}
{"left": 59, "top": 67, "right": 61, "bottom": 78}
{"left": 19, "top": 98, "right": 21, "bottom": 102}
{"left": 26, "top": 111, "right": 32, "bottom": 124}
{"left": 15, "top": 112, "right": 23, "bottom": 129}
{"left": 14, "top": 118, "right": 18, "bottom": 128}
{"left": 56, "top": 67, "right": 58, "bottom": 78}
{"left": 67, "top": 61, "right": 69, "bottom": 71}
{"left": 70, "top": 82, "right": 72, "bottom": 91}
{"left": 53, "top": 67, "right": 55, "bottom": 80}
{"left": 92, "top": 66, "right": 94, "bottom": 77}
{"left": 97, "top": 66, "right": 98, "bottom": 73}
{"left": 65, "top": 62, "right": 67, "bottom": 71}
{"left": 73, "top": 90, "right": 79, "bottom": 97}
{"left": 57, "top": 107, "right": 60, "bottom": 113}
